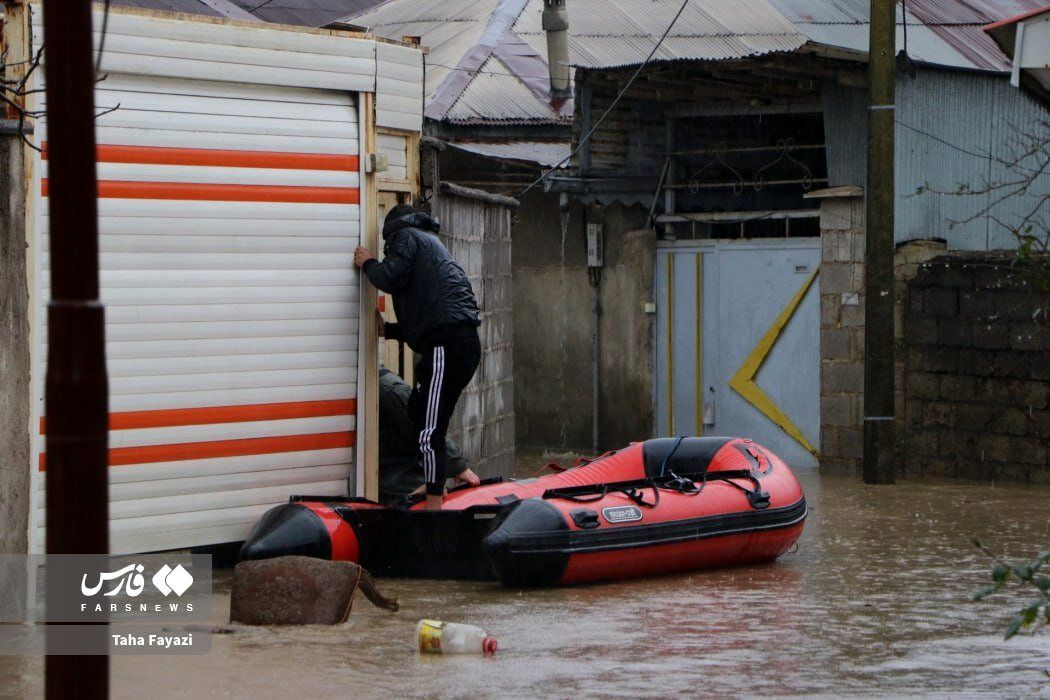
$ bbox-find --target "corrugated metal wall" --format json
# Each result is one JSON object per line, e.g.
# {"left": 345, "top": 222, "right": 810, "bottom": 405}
{"left": 433, "top": 188, "right": 515, "bottom": 479}
{"left": 896, "top": 69, "right": 1049, "bottom": 250}
{"left": 826, "top": 68, "right": 1049, "bottom": 250}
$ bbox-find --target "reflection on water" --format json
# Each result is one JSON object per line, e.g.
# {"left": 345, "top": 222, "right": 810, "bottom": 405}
{"left": 3, "top": 471, "right": 1049, "bottom": 698}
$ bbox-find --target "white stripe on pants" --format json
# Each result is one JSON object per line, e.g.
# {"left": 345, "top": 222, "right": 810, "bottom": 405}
{"left": 419, "top": 346, "right": 445, "bottom": 484}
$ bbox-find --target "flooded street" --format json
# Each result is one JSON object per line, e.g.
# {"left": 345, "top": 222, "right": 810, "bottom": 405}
{"left": 4, "top": 470, "right": 1050, "bottom": 698}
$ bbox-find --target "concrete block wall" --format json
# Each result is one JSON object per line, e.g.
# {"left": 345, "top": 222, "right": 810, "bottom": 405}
{"left": 817, "top": 192, "right": 866, "bottom": 475}
{"left": 902, "top": 255, "right": 1049, "bottom": 483}
{"left": 433, "top": 185, "right": 515, "bottom": 478}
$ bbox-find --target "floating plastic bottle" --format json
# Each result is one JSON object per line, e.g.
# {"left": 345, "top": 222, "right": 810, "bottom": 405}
{"left": 416, "top": 619, "right": 497, "bottom": 654}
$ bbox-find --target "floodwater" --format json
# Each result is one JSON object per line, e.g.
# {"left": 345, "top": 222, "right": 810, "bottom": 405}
{"left": 3, "top": 470, "right": 1049, "bottom": 698}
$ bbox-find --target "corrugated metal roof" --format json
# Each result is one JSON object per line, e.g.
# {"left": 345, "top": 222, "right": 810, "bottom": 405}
{"left": 343, "top": 0, "right": 807, "bottom": 124}
{"left": 445, "top": 56, "right": 566, "bottom": 124}
{"left": 447, "top": 139, "right": 571, "bottom": 166}
{"left": 770, "top": 0, "right": 1045, "bottom": 70}
{"left": 111, "top": 0, "right": 225, "bottom": 17}
{"left": 110, "top": 0, "right": 386, "bottom": 27}
{"left": 342, "top": 0, "right": 1042, "bottom": 128}
{"left": 228, "top": 0, "right": 384, "bottom": 27}
{"left": 347, "top": 0, "right": 573, "bottom": 124}
{"left": 348, "top": 0, "right": 502, "bottom": 104}
{"left": 512, "top": 0, "right": 807, "bottom": 67}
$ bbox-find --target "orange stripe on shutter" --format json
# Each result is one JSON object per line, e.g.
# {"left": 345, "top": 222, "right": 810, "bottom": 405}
{"left": 41, "top": 180, "right": 359, "bottom": 204}
{"left": 39, "top": 399, "right": 356, "bottom": 434}
{"left": 41, "top": 143, "right": 359, "bottom": 171}
{"left": 38, "top": 431, "right": 355, "bottom": 470}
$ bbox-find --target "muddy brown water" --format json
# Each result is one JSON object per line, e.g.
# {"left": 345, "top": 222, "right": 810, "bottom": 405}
{"left": 3, "top": 470, "right": 1049, "bottom": 698}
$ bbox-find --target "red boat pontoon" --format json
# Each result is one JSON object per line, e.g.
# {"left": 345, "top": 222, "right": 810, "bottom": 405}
{"left": 240, "top": 437, "right": 807, "bottom": 586}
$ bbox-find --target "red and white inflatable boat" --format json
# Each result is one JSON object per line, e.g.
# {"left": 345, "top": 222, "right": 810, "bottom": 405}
{"left": 240, "top": 437, "right": 807, "bottom": 586}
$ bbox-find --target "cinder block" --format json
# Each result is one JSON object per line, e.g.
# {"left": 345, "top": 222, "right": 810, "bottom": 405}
{"left": 820, "top": 263, "right": 857, "bottom": 294}
{"left": 821, "top": 394, "right": 857, "bottom": 427}
{"left": 939, "top": 374, "right": 976, "bottom": 402}
{"left": 822, "top": 361, "right": 864, "bottom": 394}
{"left": 820, "top": 294, "right": 840, "bottom": 327}
{"left": 1009, "top": 323, "right": 1050, "bottom": 352}
{"left": 958, "top": 290, "right": 995, "bottom": 319}
{"left": 991, "top": 349, "right": 1029, "bottom": 378}
{"left": 973, "top": 323, "right": 1009, "bottom": 350}
{"left": 921, "top": 347, "right": 959, "bottom": 373}
{"left": 936, "top": 318, "right": 971, "bottom": 347}
{"left": 955, "top": 349, "right": 991, "bottom": 376}
{"left": 821, "top": 328, "right": 853, "bottom": 361}
{"left": 905, "top": 314, "right": 938, "bottom": 345}
{"left": 955, "top": 403, "right": 994, "bottom": 431}
{"left": 840, "top": 302, "right": 865, "bottom": 328}
{"left": 837, "top": 426, "right": 863, "bottom": 459}
{"left": 922, "top": 402, "right": 957, "bottom": 428}
{"left": 994, "top": 291, "right": 1037, "bottom": 321}
{"left": 925, "top": 264, "right": 974, "bottom": 290}
{"left": 904, "top": 398, "right": 925, "bottom": 427}
{"left": 975, "top": 266, "right": 1029, "bottom": 291}
{"left": 991, "top": 407, "right": 1032, "bottom": 437}
{"left": 819, "top": 200, "right": 856, "bottom": 230}
{"left": 923, "top": 287, "right": 958, "bottom": 317}
{"left": 906, "top": 371, "right": 940, "bottom": 400}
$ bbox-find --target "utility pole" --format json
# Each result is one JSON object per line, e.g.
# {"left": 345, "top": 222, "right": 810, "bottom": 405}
{"left": 42, "top": 0, "right": 109, "bottom": 696}
{"left": 863, "top": 0, "right": 896, "bottom": 484}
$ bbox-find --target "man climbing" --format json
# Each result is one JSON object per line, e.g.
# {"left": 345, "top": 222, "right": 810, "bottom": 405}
{"left": 353, "top": 204, "right": 482, "bottom": 510}
{"left": 378, "top": 366, "right": 479, "bottom": 504}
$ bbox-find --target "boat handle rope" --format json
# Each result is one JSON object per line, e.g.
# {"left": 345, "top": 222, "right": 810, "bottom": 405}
{"left": 657, "top": 435, "right": 687, "bottom": 477}
{"left": 543, "top": 470, "right": 771, "bottom": 510}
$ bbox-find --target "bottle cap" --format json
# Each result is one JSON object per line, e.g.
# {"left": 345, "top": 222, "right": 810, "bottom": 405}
{"left": 482, "top": 637, "right": 498, "bottom": 654}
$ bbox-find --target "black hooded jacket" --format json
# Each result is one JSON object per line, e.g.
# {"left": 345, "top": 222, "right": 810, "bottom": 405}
{"left": 362, "top": 211, "right": 480, "bottom": 351}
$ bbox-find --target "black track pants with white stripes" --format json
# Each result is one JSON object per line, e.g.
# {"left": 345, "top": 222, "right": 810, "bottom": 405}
{"left": 407, "top": 329, "right": 481, "bottom": 496}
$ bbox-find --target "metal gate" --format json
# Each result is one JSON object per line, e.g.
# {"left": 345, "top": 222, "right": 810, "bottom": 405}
{"left": 655, "top": 239, "right": 821, "bottom": 468}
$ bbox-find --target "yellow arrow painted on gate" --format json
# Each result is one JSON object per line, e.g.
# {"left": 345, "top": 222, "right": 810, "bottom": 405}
{"left": 727, "top": 266, "right": 820, "bottom": 456}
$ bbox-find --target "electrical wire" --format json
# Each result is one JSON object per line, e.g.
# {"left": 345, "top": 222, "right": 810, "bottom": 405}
{"left": 517, "top": 0, "right": 692, "bottom": 197}
{"left": 96, "top": 0, "right": 112, "bottom": 74}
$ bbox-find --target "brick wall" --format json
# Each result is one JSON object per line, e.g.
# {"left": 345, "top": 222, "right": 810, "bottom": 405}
{"left": 902, "top": 255, "right": 1049, "bottom": 483}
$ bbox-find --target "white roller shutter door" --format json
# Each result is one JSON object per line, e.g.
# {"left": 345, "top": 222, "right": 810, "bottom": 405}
{"left": 33, "top": 71, "right": 362, "bottom": 554}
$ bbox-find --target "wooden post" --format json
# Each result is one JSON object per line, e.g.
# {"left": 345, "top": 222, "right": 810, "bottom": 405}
{"left": 863, "top": 0, "right": 896, "bottom": 484}
{"left": 41, "top": 0, "right": 109, "bottom": 695}
{"left": 359, "top": 92, "right": 380, "bottom": 501}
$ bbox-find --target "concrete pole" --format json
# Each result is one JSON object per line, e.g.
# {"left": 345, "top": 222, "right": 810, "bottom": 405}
{"left": 0, "top": 124, "right": 31, "bottom": 556}
{"left": 41, "top": 0, "right": 109, "bottom": 695}
{"left": 1, "top": 0, "right": 32, "bottom": 558}
{"left": 863, "top": 0, "right": 896, "bottom": 484}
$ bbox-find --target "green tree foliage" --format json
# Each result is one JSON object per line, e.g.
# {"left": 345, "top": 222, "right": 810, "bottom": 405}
{"left": 971, "top": 539, "right": 1050, "bottom": 640}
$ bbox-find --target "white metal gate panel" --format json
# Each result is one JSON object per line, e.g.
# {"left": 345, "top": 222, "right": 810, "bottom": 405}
{"left": 655, "top": 239, "right": 820, "bottom": 468}
{"left": 32, "top": 72, "right": 362, "bottom": 554}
